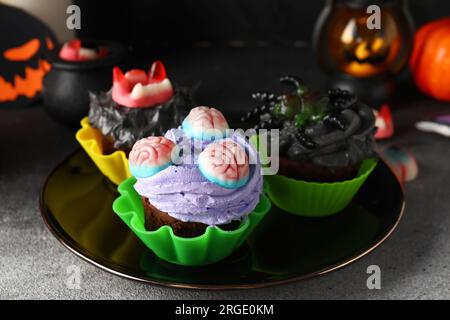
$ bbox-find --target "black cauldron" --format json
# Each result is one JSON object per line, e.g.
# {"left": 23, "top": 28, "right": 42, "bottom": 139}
{"left": 43, "top": 40, "right": 125, "bottom": 128}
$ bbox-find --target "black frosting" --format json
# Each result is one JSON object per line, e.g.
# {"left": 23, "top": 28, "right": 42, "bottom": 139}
{"left": 88, "top": 87, "right": 192, "bottom": 151}
{"left": 245, "top": 78, "right": 376, "bottom": 169}
{"left": 279, "top": 101, "right": 375, "bottom": 168}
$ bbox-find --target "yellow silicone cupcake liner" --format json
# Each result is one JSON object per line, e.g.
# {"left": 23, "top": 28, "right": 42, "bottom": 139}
{"left": 75, "top": 117, "right": 131, "bottom": 185}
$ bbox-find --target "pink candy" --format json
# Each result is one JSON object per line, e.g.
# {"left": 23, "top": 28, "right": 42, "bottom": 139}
{"left": 112, "top": 61, "right": 174, "bottom": 108}
{"left": 198, "top": 140, "right": 249, "bottom": 188}
{"left": 129, "top": 136, "right": 176, "bottom": 177}
{"left": 59, "top": 39, "right": 108, "bottom": 62}
{"left": 182, "top": 106, "right": 229, "bottom": 140}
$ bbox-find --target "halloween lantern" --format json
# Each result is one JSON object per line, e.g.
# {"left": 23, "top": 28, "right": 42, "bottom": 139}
{"left": 314, "top": 0, "right": 413, "bottom": 78}
{"left": 0, "top": 4, "right": 56, "bottom": 107}
{"left": 314, "top": 0, "right": 414, "bottom": 107}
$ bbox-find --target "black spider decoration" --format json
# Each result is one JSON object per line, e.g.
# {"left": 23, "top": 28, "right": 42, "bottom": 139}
{"left": 242, "top": 75, "right": 304, "bottom": 127}
{"left": 244, "top": 76, "right": 356, "bottom": 149}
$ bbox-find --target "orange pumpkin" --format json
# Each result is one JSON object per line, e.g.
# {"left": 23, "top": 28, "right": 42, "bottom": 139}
{"left": 410, "top": 17, "right": 450, "bottom": 101}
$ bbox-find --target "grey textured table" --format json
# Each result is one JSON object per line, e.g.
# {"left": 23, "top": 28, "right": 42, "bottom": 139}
{"left": 1, "top": 47, "right": 450, "bottom": 299}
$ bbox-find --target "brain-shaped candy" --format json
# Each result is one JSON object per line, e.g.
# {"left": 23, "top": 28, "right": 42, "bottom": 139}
{"left": 198, "top": 140, "right": 249, "bottom": 189}
{"left": 129, "top": 136, "right": 176, "bottom": 178}
{"left": 182, "top": 106, "right": 229, "bottom": 140}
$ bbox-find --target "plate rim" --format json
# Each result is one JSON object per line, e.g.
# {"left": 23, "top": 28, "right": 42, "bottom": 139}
{"left": 39, "top": 149, "right": 405, "bottom": 290}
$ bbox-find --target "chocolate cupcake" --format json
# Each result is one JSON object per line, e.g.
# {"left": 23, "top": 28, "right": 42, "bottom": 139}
{"left": 244, "top": 76, "right": 378, "bottom": 216}
{"left": 128, "top": 107, "right": 264, "bottom": 238}
{"left": 243, "top": 75, "right": 376, "bottom": 182}
{"left": 88, "top": 61, "right": 192, "bottom": 154}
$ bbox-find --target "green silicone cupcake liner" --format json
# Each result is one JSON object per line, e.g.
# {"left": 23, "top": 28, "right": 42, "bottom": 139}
{"left": 266, "top": 158, "right": 378, "bottom": 217}
{"left": 249, "top": 133, "right": 377, "bottom": 216}
{"left": 112, "top": 177, "right": 271, "bottom": 266}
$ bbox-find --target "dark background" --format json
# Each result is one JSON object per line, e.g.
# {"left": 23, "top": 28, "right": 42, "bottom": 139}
{"left": 75, "top": 0, "right": 450, "bottom": 47}
{"left": 72, "top": 0, "right": 450, "bottom": 117}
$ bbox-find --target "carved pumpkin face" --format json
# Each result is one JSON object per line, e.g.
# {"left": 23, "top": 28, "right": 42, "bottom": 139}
{"left": 0, "top": 4, "right": 56, "bottom": 107}
{"left": 326, "top": 8, "right": 402, "bottom": 78}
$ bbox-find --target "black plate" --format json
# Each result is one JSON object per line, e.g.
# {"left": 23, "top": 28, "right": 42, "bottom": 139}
{"left": 40, "top": 150, "right": 404, "bottom": 290}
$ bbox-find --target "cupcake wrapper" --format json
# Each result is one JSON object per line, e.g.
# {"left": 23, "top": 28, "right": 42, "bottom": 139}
{"left": 266, "top": 158, "right": 377, "bottom": 217}
{"left": 112, "top": 177, "right": 271, "bottom": 266}
{"left": 76, "top": 117, "right": 131, "bottom": 185}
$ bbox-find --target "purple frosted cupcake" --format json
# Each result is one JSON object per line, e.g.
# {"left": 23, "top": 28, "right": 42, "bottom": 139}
{"left": 128, "top": 106, "right": 263, "bottom": 237}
